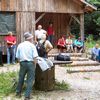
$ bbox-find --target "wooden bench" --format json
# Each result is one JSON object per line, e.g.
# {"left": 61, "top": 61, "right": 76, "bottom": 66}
{"left": 48, "top": 53, "right": 82, "bottom": 57}
{"left": 35, "top": 60, "right": 72, "bottom": 91}
{"left": 52, "top": 60, "right": 72, "bottom": 65}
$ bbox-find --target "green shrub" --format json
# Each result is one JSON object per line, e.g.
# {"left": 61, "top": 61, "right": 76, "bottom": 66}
{"left": 85, "top": 34, "right": 100, "bottom": 49}
{"left": 0, "top": 72, "right": 18, "bottom": 96}
{"left": 55, "top": 80, "right": 70, "bottom": 90}
{"left": 85, "top": 40, "right": 96, "bottom": 48}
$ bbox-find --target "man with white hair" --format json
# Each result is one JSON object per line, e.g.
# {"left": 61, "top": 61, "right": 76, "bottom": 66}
{"left": 37, "top": 34, "right": 53, "bottom": 58}
{"left": 16, "top": 32, "right": 38, "bottom": 100}
{"left": 35, "top": 25, "right": 47, "bottom": 43}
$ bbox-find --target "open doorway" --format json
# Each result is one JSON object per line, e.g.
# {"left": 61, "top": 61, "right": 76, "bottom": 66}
{"left": 35, "top": 12, "right": 72, "bottom": 46}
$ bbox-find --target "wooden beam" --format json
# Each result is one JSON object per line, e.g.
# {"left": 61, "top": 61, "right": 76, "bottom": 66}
{"left": 68, "top": 16, "right": 73, "bottom": 26}
{"left": 67, "top": 69, "right": 100, "bottom": 73}
{"left": 35, "top": 13, "right": 45, "bottom": 24}
{"left": 80, "top": 14, "right": 84, "bottom": 41}
{"left": 80, "top": 0, "right": 97, "bottom": 10}
{"left": 66, "top": 15, "right": 73, "bottom": 33}
{"left": 71, "top": 15, "right": 80, "bottom": 25}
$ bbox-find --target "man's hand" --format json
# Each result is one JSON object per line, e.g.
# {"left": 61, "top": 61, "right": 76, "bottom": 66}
{"left": 34, "top": 58, "right": 37, "bottom": 64}
{"left": 2, "top": 52, "right": 4, "bottom": 55}
{"left": 34, "top": 58, "right": 38, "bottom": 68}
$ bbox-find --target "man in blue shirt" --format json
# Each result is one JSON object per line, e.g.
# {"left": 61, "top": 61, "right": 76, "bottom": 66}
{"left": 91, "top": 44, "right": 99, "bottom": 61}
{"left": 16, "top": 32, "right": 38, "bottom": 100}
{"left": 97, "top": 49, "right": 100, "bottom": 62}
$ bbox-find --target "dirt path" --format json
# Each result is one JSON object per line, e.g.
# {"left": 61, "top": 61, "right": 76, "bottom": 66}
{"left": 0, "top": 64, "right": 100, "bottom": 100}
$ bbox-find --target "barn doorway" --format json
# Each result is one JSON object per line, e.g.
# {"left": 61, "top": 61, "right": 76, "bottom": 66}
{"left": 35, "top": 12, "right": 76, "bottom": 46}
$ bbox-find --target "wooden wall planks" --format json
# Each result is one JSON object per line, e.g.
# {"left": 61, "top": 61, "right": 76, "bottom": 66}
{"left": 0, "top": 0, "right": 83, "bottom": 13}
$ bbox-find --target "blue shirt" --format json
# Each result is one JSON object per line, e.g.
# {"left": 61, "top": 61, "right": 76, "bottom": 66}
{"left": 74, "top": 39, "right": 83, "bottom": 47}
{"left": 91, "top": 47, "right": 99, "bottom": 56}
{"left": 16, "top": 41, "right": 38, "bottom": 62}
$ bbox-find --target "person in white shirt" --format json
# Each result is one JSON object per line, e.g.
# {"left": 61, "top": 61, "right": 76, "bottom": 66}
{"left": 37, "top": 34, "right": 53, "bottom": 58}
{"left": 66, "top": 36, "right": 73, "bottom": 52}
{"left": 16, "top": 32, "right": 38, "bottom": 100}
{"left": 35, "top": 25, "right": 47, "bottom": 43}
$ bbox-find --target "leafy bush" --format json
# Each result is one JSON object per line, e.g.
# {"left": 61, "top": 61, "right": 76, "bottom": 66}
{"left": 55, "top": 80, "right": 70, "bottom": 90}
{"left": 0, "top": 72, "right": 18, "bottom": 96}
{"left": 85, "top": 35, "right": 96, "bottom": 48}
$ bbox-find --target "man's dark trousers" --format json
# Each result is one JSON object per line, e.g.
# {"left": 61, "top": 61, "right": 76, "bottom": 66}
{"left": 16, "top": 61, "right": 35, "bottom": 97}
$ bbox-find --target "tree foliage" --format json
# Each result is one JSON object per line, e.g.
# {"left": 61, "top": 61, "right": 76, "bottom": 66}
{"left": 70, "top": 0, "right": 100, "bottom": 40}
{"left": 87, "top": 0, "right": 100, "bottom": 5}
{"left": 85, "top": 0, "right": 100, "bottom": 40}
{"left": 91, "top": 0, "right": 100, "bottom": 26}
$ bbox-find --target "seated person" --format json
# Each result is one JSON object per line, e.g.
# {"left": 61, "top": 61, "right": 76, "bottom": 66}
{"left": 57, "top": 35, "right": 66, "bottom": 53}
{"left": 91, "top": 44, "right": 100, "bottom": 61}
{"left": 97, "top": 49, "right": 100, "bottom": 62}
{"left": 66, "top": 36, "right": 73, "bottom": 52}
{"left": 36, "top": 34, "right": 53, "bottom": 58}
{"left": 73, "top": 37, "right": 84, "bottom": 53}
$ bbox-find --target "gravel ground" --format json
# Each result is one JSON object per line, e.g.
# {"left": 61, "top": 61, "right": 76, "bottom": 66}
{"left": 0, "top": 64, "right": 100, "bottom": 100}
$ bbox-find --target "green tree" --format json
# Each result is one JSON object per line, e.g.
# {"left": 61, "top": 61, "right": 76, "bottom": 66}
{"left": 71, "top": 0, "right": 100, "bottom": 40}
{"left": 85, "top": 0, "right": 100, "bottom": 40}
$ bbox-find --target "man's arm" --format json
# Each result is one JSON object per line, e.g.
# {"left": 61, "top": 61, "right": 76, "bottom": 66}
{"left": 46, "top": 41, "right": 53, "bottom": 53}
{"left": 34, "top": 32, "right": 38, "bottom": 44}
{"left": 7, "top": 40, "right": 13, "bottom": 44}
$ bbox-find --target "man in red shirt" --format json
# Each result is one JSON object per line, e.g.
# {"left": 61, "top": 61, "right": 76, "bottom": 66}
{"left": 5, "top": 32, "right": 16, "bottom": 64}
{"left": 47, "top": 22, "right": 54, "bottom": 45}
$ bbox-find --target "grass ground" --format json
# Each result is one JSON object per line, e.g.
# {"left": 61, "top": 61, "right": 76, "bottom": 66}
{"left": 0, "top": 71, "right": 70, "bottom": 99}
{"left": 0, "top": 72, "right": 18, "bottom": 96}
{"left": 0, "top": 65, "right": 100, "bottom": 100}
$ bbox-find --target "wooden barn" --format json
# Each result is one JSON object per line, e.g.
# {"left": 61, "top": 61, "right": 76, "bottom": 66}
{"left": 0, "top": 0, "right": 97, "bottom": 45}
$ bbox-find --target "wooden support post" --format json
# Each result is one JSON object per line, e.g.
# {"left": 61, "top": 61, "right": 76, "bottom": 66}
{"left": 69, "top": 16, "right": 73, "bottom": 26}
{"left": 80, "top": 14, "right": 84, "bottom": 41}
{"left": 16, "top": 12, "right": 35, "bottom": 43}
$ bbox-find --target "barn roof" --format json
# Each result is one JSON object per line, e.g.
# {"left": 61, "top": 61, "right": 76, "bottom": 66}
{"left": 79, "top": 0, "right": 97, "bottom": 12}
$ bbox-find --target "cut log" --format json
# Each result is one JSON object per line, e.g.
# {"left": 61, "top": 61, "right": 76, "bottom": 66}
{"left": 70, "top": 61, "right": 100, "bottom": 67}
{"left": 66, "top": 65, "right": 100, "bottom": 73}
{"left": 71, "top": 57, "right": 89, "bottom": 61}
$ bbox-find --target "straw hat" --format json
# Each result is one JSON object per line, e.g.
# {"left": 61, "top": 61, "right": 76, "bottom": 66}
{"left": 24, "top": 32, "right": 33, "bottom": 40}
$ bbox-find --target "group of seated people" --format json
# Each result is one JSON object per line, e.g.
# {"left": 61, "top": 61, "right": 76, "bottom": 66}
{"left": 56, "top": 35, "right": 100, "bottom": 62}
{"left": 57, "top": 35, "right": 84, "bottom": 53}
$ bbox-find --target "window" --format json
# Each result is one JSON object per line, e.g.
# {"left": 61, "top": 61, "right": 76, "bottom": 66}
{"left": 0, "top": 12, "right": 16, "bottom": 35}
